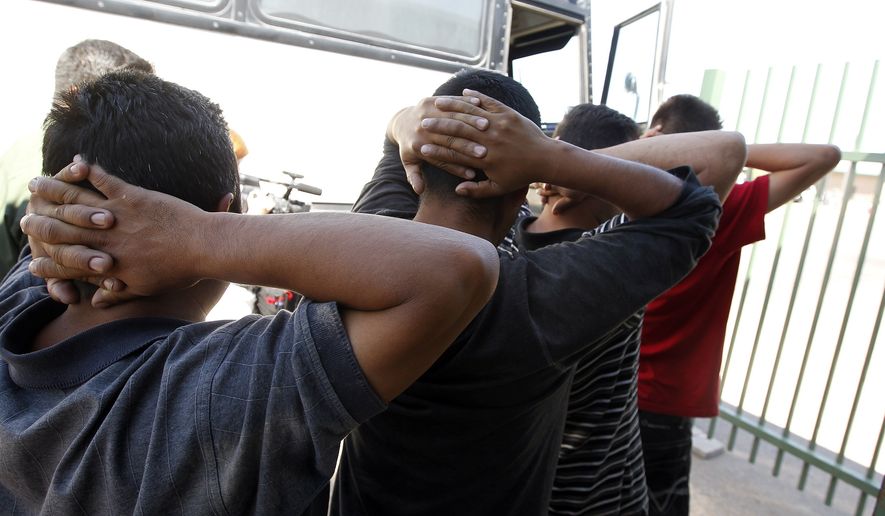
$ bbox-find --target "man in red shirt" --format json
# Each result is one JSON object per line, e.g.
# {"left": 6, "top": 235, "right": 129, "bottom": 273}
{"left": 639, "top": 94, "right": 842, "bottom": 516}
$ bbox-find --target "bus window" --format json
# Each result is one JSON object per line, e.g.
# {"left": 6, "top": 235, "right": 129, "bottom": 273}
{"left": 256, "top": 0, "right": 489, "bottom": 61}
{"left": 512, "top": 35, "right": 583, "bottom": 125}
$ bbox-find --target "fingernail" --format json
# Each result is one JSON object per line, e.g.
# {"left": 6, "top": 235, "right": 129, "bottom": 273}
{"left": 90, "top": 212, "right": 107, "bottom": 225}
{"left": 421, "top": 118, "right": 431, "bottom": 128}
{"left": 103, "top": 278, "right": 115, "bottom": 290}
{"left": 28, "top": 178, "right": 38, "bottom": 192}
{"left": 28, "top": 261, "right": 37, "bottom": 273}
{"left": 477, "top": 118, "right": 489, "bottom": 129}
{"left": 89, "top": 257, "right": 107, "bottom": 272}
{"left": 465, "top": 169, "right": 476, "bottom": 179}
{"left": 420, "top": 144, "right": 433, "bottom": 155}
{"left": 71, "top": 163, "right": 84, "bottom": 176}
{"left": 473, "top": 145, "right": 486, "bottom": 157}
{"left": 73, "top": 154, "right": 83, "bottom": 163}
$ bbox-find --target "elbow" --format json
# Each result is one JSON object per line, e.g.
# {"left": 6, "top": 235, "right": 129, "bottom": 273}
{"left": 439, "top": 239, "right": 499, "bottom": 319}
{"left": 820, "top": 144, "right": 842, "bottom": 170}
{"left": 460, "top": 240, "right": 499, "bottom": 309}
{"left": 722, "top": 131, "right": 749, "bottom": 177}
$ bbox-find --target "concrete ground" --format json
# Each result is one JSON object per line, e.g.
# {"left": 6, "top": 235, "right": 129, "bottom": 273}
{"left": 690, "top": 418, "right": 877, "bottom": 516}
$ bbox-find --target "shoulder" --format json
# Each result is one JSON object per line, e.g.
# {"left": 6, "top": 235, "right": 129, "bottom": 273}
{"left": 203, "top": 301, "right": 385, "bottom": 425}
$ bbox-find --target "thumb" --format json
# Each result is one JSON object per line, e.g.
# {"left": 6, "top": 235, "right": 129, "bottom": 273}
{"left": 405, "top": 164, "right": 425, "bottom": 195}
{"left": 85, "top": 164, "right": 130, "bottom": 200}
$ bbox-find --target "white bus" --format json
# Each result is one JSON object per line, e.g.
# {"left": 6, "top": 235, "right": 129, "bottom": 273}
{"left": 5, "top": 0, "right": 612, "bottom": 205}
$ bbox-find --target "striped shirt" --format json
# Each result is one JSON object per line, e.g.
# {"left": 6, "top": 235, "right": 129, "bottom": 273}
{"left": 516, "top": 214, "right": 648, "bottom": 515}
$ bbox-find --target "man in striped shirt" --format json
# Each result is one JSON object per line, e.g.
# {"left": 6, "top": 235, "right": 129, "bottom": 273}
{"left": 523, "top": 104, "right": 745, "bottom": 515}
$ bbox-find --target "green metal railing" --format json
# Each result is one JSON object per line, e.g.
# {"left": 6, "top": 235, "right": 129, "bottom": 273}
{"left": 700, "top": 61, "right": 884, "bottom": 515}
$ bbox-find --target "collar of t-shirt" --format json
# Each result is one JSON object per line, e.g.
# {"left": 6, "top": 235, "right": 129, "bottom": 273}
{"left": 0, "top": 297, "right": 189, "bottom": 390}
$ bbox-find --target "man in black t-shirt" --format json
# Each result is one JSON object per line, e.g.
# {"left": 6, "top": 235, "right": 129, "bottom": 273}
{"left": 329, "top": 71, "right": 730, "bottom": 515}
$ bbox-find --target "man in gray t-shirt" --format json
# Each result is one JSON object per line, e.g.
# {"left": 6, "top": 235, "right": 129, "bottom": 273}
{"left": 2, "top": 71, "right": 498, "bottom": 514}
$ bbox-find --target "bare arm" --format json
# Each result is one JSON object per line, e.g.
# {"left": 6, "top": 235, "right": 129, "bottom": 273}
{"left": 596, "top": 131, "right": 747, "bottom": 201}
{"left": 23, "top": 163, "right": 499, "bottom": 401}
{"left": 745, "top": 143, "right": 841, "bottom": 212}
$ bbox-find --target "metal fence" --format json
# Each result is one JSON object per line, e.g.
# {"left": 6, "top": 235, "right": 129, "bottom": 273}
{"left": 700, "top": 62, "right": 884, "bottom": 515}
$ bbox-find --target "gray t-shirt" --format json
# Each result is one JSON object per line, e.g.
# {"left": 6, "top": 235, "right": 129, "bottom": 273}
{"left": 0, "top": 251, "right": 385, "bottom": 515}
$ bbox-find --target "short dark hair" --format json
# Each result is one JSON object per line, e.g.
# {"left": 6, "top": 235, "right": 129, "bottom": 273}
{"left": 43, "top": 70, "right": 240, "bottom": 213}
{"left": 650, "top": 94, "right": 723, "bottom": 134}
{"left": 422, "top": 69, "right": 541, "bottom": 199}
{"left": 54, "top": 39, "right": 154, "bottom": 93}
{"left": 43, "top": 70, "right": 240, "bottom": 300}
{"left": 554, "top": 103, "right": 640, "bottom": 150}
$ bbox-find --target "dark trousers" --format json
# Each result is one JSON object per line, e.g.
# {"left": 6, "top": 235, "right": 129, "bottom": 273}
{"left": 639, "top": 410, "right": 693, "bottom": 516}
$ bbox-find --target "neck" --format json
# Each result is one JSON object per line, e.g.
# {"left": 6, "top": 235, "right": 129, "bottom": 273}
{"left": 414, "top": 199, "right": 505, "bottom": 245}
{"left": 527, "top": 198, "right": 616, "bottom": 234}
{"left": 31, "top": 281, "right": 226, "bottom": 351}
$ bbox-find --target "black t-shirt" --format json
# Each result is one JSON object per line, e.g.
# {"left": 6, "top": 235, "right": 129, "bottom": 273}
{"left": 331, "top": 139, "right": 721, "bottom": 516}
{"left": 518, "top": 214, "right": 648, "bottom": 515}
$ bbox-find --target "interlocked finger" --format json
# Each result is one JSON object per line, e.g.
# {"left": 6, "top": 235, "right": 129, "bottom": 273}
{"left": 28, "top": 197, "right": 114, "bottom": 230}
{"left": 20, "top": 213, "right": 106, "bottom": 247}
{"left": 43, "top": 242, "right": 113, "bottom": 275}
{"left": 29, "top": 175, "right": 107, "bottom": 207}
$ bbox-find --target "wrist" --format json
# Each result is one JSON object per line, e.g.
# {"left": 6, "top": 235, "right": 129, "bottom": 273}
{"left": 189, "top": 209, "right": 229, "bottom": 282}
{"left": 542, "top": 139, "right": 582, "bottom": 189}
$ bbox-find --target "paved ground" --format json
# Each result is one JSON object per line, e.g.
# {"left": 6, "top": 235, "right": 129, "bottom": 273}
{"left": 690, "top": 418, "right": 874, "bottom": 516}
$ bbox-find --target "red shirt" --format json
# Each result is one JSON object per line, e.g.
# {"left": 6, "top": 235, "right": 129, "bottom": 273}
{"left": 638, "top": 175, "right": 769, "bottom": 417}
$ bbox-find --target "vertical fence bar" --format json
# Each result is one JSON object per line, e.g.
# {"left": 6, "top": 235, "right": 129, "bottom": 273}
{"left": 774, "top": 62, "right": 849, "bottom": 477}
{"left": 821, "top": 164, "right": 884, "bottom": 505}
{"left": 709, "top": 69, "right": 755, "bottom": 440}
{"left": 748, "top": 65, "right": 799, "bottom": 463}
{"left": 822, "top": 61, "right": 881, "bottom": 504}
{"left": 728, "top": 67, "right": 774, "bottom": 451}
{"left": 852, "top": 248, "right": 885, "bottom": 516}
{"left": 794, "top": 161, "right": 856, "bottom": 492}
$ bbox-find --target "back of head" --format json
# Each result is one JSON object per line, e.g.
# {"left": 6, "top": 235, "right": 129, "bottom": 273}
{"left": 650, "top": 94, "right": 723, "bottom": 134}
{"left": 554, "top": 103, "right": 640, "bottom": 150}
{"left": 422, "top": 69, "right": 541, "bottom": 202}
{"left": 43, "top": 70, "right": 240, "bottom": 212}
{"left": 43, "top": 70, "right": 240, "bottom": 300}
{"left": 54, "top": 39, "right": 154, "bottom": 93}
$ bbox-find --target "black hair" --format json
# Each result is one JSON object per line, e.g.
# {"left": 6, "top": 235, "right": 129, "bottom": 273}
{"left": 553, "top": 103, "right": 640, "bottom": 150}
{"left": 43, "top": 70, "right": 240, "bottom": 301}
{"left": 54, "top": 39, "right": 154, "bottom": 93}
{"left": 650, "top": 94, "right": 723, "bottom": 134}
{"left": 422, "top": 69, "right": 541, "bottom": 200}
{"left": 43, "top": 69, "right": 240, "bottom": 213}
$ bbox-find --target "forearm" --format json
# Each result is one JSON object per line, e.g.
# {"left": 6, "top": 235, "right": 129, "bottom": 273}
{"left": 596, "top": 131, "right": 747, "bottom": 201}
{"left": 746, "top": 143, "right": 841, "bottom": 211}
{"left": 542, "top": 139, "right": 684, "bottom": 219}
{"left": 746, "top": 143, "right": 836, "bottom": 170}
{"left": 196, "top": 211, "right": 497, "bottom": 311}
